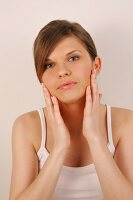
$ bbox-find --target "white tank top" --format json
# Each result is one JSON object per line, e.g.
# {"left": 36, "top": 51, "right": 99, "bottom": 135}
{"left": 37, "top": 104, "right": 115, "bottom": 200}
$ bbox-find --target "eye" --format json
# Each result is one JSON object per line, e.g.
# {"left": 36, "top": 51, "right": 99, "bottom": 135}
{"left": 44, "top": 63, "right": 54, "bottom": 69}
{"left": 69, "top": 55, "right": 79, "bottom": 61}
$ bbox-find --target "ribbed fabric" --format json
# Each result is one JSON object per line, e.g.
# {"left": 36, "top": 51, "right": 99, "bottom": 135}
{"left": 37, "top": 104, "right": 115, "bottom": 200}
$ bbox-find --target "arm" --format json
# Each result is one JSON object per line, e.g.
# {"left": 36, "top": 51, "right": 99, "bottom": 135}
{"left": 9, "top": 116, "right": 67, "bottom": 200}
{"left": 10, "top": 83, "right": 71, "bottom": 200}
{"left": 88, "top": 132, "right": 133, "bottom": 200}
{"left": 83, "top": 69, "right": 133, "bottom": 199}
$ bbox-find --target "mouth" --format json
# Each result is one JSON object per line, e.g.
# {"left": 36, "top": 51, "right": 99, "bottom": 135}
{"left": 58, "top": 83, "right": 77, "bottom": 90}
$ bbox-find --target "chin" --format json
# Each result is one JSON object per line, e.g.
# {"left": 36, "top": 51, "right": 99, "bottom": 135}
{"left": 57, "top": 91, "right": 86, "bottom": 104}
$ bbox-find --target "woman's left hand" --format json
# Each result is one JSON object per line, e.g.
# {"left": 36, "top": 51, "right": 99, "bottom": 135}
{"left": 82, "top": 69, "right": 102, "bottom": 142}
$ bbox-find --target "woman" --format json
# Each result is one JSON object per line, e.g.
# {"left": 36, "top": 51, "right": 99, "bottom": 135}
{"left": 9, "top": 19, "right": 133, "bottom": 200}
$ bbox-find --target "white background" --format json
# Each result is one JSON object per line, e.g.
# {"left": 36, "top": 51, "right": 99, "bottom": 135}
{"left": 0, "top": 0, "right": 133, "bottom": 199}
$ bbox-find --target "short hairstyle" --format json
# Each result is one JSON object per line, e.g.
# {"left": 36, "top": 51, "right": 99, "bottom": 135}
{"left": 33, "top": 19, "right": 98, "bottom": 83}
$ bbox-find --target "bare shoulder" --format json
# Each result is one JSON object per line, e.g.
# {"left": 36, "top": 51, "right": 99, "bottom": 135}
{"left": 12, "top": 110, "right": 41, "bottom": 152}
{"left": 111, "top": 106, "right": 133, "bottom": 127}
{"left": 111, "top": 106, "right": 133, "bottom": 141}
{"left": 111, "top": 106, "right": 133, "bottom": 185}
{"left": 10, "top": 110, "right": 41, "bottom": 200}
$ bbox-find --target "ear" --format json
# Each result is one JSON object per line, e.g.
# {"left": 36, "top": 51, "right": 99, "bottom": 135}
{"left": 92, "top": 56, "right": 102, "bottom": 76}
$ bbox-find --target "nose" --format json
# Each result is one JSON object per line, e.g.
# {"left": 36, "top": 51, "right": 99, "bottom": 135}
{"left": 58, "top": 71, "right": 71, "bottom": 78}
{"left": 57, "top": 64, "right": 72, "bottom": 78}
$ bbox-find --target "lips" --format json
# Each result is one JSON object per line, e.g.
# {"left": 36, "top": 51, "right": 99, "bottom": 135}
{"left": 57, "top": 81, "right": 77, "bottom": 89}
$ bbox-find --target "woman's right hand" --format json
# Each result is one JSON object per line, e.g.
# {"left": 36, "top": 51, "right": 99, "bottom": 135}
{"left": 42, "top": 83, "right": 71, "bottom": 153}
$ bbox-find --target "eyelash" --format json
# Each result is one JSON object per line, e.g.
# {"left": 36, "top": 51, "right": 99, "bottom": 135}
{"left": 44, "top": 63, "right": 54, "bottom": 69}
{"left": 44, "top": 55, "right": 80, "bottom": 69}
{"left": 69, "top": 55, "right": 79, "bottom": 61}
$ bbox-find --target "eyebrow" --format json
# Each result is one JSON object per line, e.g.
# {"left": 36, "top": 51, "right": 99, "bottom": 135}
{"left": 45, "top": 50, "right": 81, "bottom": 62}
{"left": 66, "top": 50, "right": 81, "bottom": 55}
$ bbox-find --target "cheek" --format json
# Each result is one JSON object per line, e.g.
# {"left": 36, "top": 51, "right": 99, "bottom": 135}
{"left": 75, "top": 66, "right": 91, "bottom": 83}
{"left": 41, "top": 73, "right": 54, "bottom": 92}
{"left": 84, "top": 66, "right": 92, "bottom": 82}
{"left": 42, "top": 72, "right": 51, "bottom": 85}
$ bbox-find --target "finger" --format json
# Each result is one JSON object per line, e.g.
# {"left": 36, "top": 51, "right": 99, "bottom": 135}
{"left": 85, "top": 85, "right": 92, "bottom": 115}
{"left": 91, "top": 72, "right": 99, "bottom": 96}
{"left": 52, "top": 96, "right": 63, "bottom": 125}
{"left": 91, "top": 72, "right": 99, "bottom": 108}
{"left": 41, "top": 84, "right": 54, "bottom": 119}
{"left": 99, "top": 93, "right": 102, "bottom": 101}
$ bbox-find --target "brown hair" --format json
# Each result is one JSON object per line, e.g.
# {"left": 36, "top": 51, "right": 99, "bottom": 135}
{"left": 33, "top": 19, "right": 98, "bottom": 83}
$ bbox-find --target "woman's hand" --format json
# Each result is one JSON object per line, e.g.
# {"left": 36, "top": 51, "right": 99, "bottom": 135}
{"left": 42, "top": 84, "right": 71, "bottom": 152}
{"left": 82, "top": 69, "right": 102, "bottom": 142}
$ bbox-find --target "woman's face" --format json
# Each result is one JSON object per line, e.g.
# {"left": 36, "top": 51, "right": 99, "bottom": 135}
{"left": 41, "top": 35, "right": 101, "bottom": 103}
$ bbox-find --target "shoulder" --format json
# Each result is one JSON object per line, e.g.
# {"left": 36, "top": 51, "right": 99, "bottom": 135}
{"left": 111, "top": 106, "right": 133, "bottom": 127}
{"left": 12, "top": 110, "right": 40, "bottom": 135}
{"left": 10, "top": 111, "right": 41, "bottom": 200}
{"left": 111, "top": 106, "right": 133, "bottom": 185}
{"left": 111, "top": 106, "right": 133, "bottom": 139}
{"left": 12, "top": 109, "right": 41, "bottom": 152}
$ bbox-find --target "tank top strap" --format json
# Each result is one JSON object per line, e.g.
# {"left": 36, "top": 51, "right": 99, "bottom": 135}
{"left": 106, "top": 104, "right": 115, "bottom": 155}
{"left": 37, "top": 107, "right": 46, "bottom": 149}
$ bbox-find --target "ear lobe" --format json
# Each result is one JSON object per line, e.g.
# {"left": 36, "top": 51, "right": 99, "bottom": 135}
{"left": 95, "top": 58, "right": 102, "bottom": 75}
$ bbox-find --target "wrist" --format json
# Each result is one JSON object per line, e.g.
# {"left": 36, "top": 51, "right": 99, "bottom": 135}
{"left": 52, "top": 146, "right": 68, "bottom": 157}
{"left": 86, "top": 134, "right": 104, "bottom": 146}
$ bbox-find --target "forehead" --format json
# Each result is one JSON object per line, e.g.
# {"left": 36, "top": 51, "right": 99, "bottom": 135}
{"left": 47, "top": 35, "right": 86, "bottom": 58}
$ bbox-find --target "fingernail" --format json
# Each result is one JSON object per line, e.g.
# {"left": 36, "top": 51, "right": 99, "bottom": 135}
{"left": 42, "top": 84, "right": 47, "bottom": 90}
{"left": 92, "top": 73, "right": 95, "bottom": 78}
{"left": 94, "top": 69, "right": 96, "bottom": 73}
{"left": 51, "top": 96, "right": 56, "bottom": 104}
{"left": 42, "top": 84, "right": 46, "bottom": 92}
{"left": 87, "top": 85, "right": 90, "bottom": 91}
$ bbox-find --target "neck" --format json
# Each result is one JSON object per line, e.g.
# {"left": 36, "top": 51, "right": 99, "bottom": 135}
{"left": 58, "top": 97, "right": 86, "bottom": 139}
{"left": 58, "top": 99, "right": 104, "bottom": 140}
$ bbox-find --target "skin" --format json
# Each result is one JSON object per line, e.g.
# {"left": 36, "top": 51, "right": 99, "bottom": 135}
{"left": 40, "top": 35, "right": 133, "bottom": 199}
{"left": 41, "top": 35, "right": 102, "bottom": 143}
{"left": 9, "top": 35, "right": 133, "bottom": 200}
